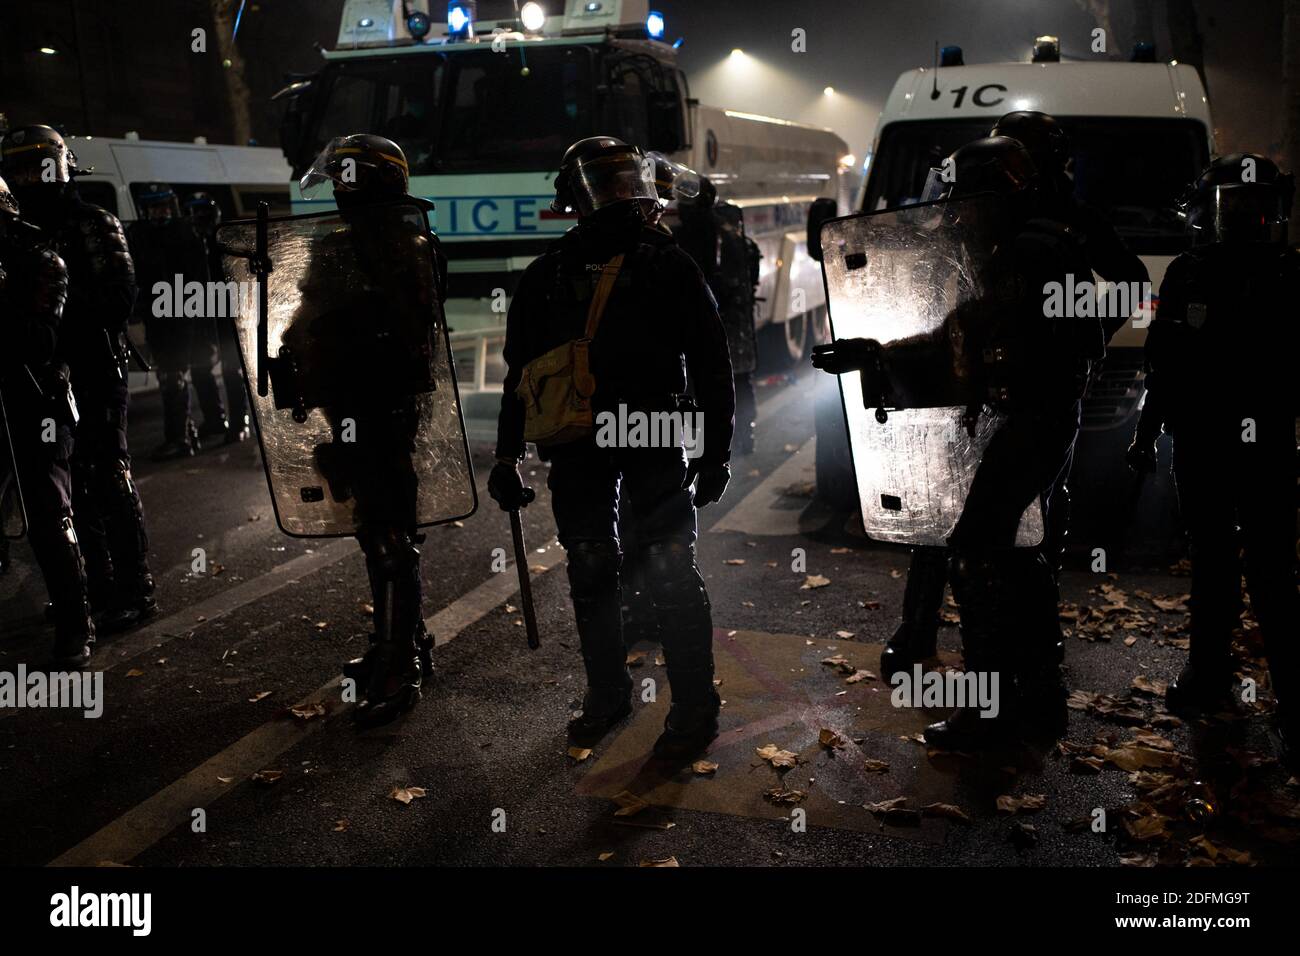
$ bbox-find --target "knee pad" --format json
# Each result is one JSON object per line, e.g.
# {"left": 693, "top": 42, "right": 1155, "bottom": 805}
{"left": 643, "top": 539, "right": 707, "bottom": 607}
{"left": 359, "top": 526, "right": 419, "bottom": 581}
{"left": 565, "top": 539, "right": 620, "bottom": 602}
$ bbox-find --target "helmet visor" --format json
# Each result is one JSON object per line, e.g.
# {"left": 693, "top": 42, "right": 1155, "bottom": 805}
{"left": 1207, "top": 183, "right": 1284, "bottom": 243}
{"left": 298, "top": 136, "right": 409, "bottom": 201}
{"left": 646, "top": 151, "right": 701, "bottom": 203}
{"left": 919, "top": 166, "right": 951, "bottom": 204}
{"left": 570, "top": 150, "right": 657, "bottom": 217}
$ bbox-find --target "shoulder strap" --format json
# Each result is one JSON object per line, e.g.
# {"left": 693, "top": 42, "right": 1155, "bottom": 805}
{"left": 582, "top": 252, "right": 624, "bottom": 340}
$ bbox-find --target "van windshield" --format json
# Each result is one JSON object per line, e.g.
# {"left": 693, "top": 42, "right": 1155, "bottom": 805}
{"left": 863, "top": 117, "right": 1210, "bottom": 255}
{"left": 301, "top": 47, "right": 595, "bottom": 176}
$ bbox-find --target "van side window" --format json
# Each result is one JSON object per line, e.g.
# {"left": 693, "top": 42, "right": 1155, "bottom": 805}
{"left": 76, "top": 180, "right": 119, "bottom": 217}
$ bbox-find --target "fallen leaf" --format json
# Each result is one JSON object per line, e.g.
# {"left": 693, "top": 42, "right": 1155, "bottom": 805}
{"left": 692, "top": 760, "right": 718, "bottom": 775}
{"left": 862, "top": 758, "right": 890, "bottom": 773}
{"left": 625, "top": 650, "right": 646, "bottom": 666}
{"left": 251, "top": 770, "right": 283, "bottom": 786}
{"left": 723, "top": 558, "right": 746, "bottom": 566}
{"left": 865, "top": 797, "right": 909, "bottom": 814}
{"left": 389, "top": 786, "right": 428, "bottom": 805}
{"left": 818, "top": 728, "right": 846, "bottom": 750}
{"left": 801, "top": 574, "right": 831, "bottom": 590}
{"left": 1131, "top": 675, "right": 1167, "bottom": 697}
{"left": 289, "top": 701, "right": 327, "bottom": 721}
{"left": 567, "top": 747, "right": 593, "bottom": 762}
{"left": 248, "top": 691, "right": 272, "bottom": 703}
{"left": 845, "top": 669, "right": 875, "bottom": 684}
{"left": 996, "top": 794, "right": 1046, "bottom": 815}
{"left": 764, "top": 786, "right": 808, "bottom": 806}
{"left": 922, "top": 802, "right": 971, "bottom": 823}
{"left": 756, "top": 744, "right": 799, "bottom": 769}
{"left": 639, "top": 856, "right": 680, "bottom": 867}
{"left": 820, "top": 655, "right": 855, "bottom": 675}
{"left": 612, "top": 790, "right": 650, "bottom": 817}
{"left": 332, "top": 819, "right": 349, "bottom": 832}
{"left": 125, "top": 668, "right": 145, "bottom": 678}
{"left": 835, "top": 630, "right": 855, "bottom": 639}
{"left": 597, "top": 851, "right": 615, "bottom": 862}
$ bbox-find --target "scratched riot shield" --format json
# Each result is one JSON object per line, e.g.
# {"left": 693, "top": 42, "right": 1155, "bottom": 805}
{"left": 218, "top": 202, "right": 476, "bottom": 537}
{"left": 819, "top": 195, "right": 1044, "bottom": 547}
{"left": 0, "top": 385, "right": 26, "bottom": 540}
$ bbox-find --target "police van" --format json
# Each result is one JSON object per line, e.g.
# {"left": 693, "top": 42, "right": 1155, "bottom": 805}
{"left": 815, "top": 37, "right": 1214, "bottom": 557}
{"left": 275, "top": 0, "right": 850, "bottom": 419}
{"left": 57, "top": 135, "right": 292, "bottom": 393}
{"left": 62, "top": 134, "right": 292, "bottom": 224}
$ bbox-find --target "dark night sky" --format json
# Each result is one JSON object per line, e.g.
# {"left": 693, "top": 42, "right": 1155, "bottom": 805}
{"left": 0, "top": 0, "right": 1285, "bottom": 163}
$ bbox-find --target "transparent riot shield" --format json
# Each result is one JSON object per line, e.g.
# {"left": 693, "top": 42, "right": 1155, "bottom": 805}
{"left": 819, "top": 195, "right": 1044, "bottom": 547}
{"left": 0, "top": 386, "right": 27, "bottom": 540}
{"left": 218, "top": 202, "right": 476, "bottom": 537}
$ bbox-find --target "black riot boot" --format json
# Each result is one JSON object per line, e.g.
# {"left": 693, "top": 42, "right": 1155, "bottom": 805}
{"left": 352, "top": 530, "right": 424, "bottom": 728}
{"left": 1166, "top": 663, "right": 1236, "bottom": 714}
{"left": 565, "top": 541, "right": 634, "bottom": 745}
{"left": 30, "top": 516, "right": 97, "bottom": 668}
{"left": 924, "top": 551, "right": 1018, "bottom": 751}
{"left": 1013, "top": 550, "right": 1068, "bottom": 741}
{"left": 646, "top": 540, "right": 721, "bottom": 760}
{"left": 880, "top": 546, "right": 947, "bottom": 684}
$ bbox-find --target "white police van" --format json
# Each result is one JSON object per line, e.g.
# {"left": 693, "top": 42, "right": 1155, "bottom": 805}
{"left": 816, "top": 37, "right": 1214, "bottom": 557}
{"left": 276, "top": 0, "right": 850, "bottom": 418}
{"left": 64, "top": 134, "right": 292, "bottom": 225}
{"left": 58, "top": 135, "right": 292, "bottom": 394}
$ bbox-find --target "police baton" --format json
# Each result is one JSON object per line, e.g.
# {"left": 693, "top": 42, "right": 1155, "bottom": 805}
{"left": 509, "top": 487, "right": 540, "bottom": 650}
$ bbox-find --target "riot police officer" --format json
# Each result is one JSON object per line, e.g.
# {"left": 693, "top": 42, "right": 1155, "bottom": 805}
{"left": 186, "top": 191, "right": 249, "bottom": 445}
{"left": 1130, "top": 154, "right": 1298, "bottom": 768}
{"left": 815, "top": 136, "right": 1096, "bottom": 749}
{"left": 0, "top": 174, "right": 96, "bottom": 665}
{"left": 0, "top": 125, "right": 155, "bottom": 633}
{"left": 291, "top": 134, "right": 443, "bottom": 727}
{"left": 674, "top": 176, "right": 762, "bottom": 455}
{"left": 877, "top": 112, "right": 1148, "bottom": 689}
{"left": 490, "top": 136, "right": 735, "bottom": 759}
{"left": 127, "top": 183, "right": 224, "bottom": 459}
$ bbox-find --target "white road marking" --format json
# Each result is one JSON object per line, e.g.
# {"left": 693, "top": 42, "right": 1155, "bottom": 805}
{"left": 46, "top": 373, "right": 816, "bottom": 865}
{"left": 710, "top": 438, "right": 816, "bottom": 537}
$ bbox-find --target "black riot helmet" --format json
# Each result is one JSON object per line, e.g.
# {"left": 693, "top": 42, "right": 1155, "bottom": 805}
{"left": 990, "top": 111, "right": 1069, "bottom": 177}
{"left": 551, "top": 136, "right": 658, "bottom": 219}
{"left": 1178, "top": 153, "right": 1293, "bottom": 245}
{"left": 300, "top": 134, "right": 410, "bottom": 204}
{"left": 0, "top": 124, "right": 80, "bottom": 188}
{"left": 185, "top": 190, "right": 222, "bottom": 233}
{"left": 924, "top": 135, "right": 1040, "bottom": 204}
{"left": 137, "top": 182, "right": 182, "bottom": 223}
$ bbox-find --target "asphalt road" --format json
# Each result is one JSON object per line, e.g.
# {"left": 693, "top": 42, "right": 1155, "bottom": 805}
{"left": 1, "top": 367, "right": 1296, "bottom": 869}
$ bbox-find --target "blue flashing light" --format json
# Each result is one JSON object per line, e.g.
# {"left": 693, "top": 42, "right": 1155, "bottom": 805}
{"left": 646, "top": 11, "right": 665, "bottom": 39}
{"left": 448, "top": 3, "right": 472, "bottom": 35}
{"left": 672, "top": 37, "right": 683, "bottom": 50}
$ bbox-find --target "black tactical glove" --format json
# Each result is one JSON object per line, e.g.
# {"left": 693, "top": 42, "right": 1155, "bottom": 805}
{"left": 811, "top": 337, "right": 883, "bottom": 375}
{"left": 685, "top": 460, "right": 730, "bottom": 507}
{"left": 488, "top": 461, "right": 531, "bottom": 511}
